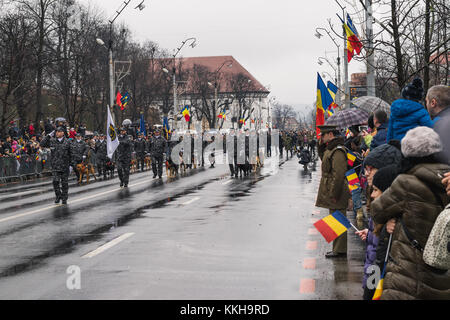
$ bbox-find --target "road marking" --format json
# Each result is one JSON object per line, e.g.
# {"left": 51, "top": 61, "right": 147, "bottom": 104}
{"left": 182, "top": 197, "right": 200, "bottom": 205}
{"left": 303, "top": 258, "right": 316, "bottom": 270}
{"left": 308, "top": 228, "right": 319, "bottom": 235}
{"left": 306, "top": 241, "right": 318, "bottom": 250}
{"left": 0, "top": 177, "right": 156, "bottom": 224}
{"left": 300, "top": 279, "right": 315, "bottom": 294}
{"left": 222, "top": 180, "right": 232, "bottom": 185}
{"left": 82, "top": 233, "right": 135, "bottom": 258}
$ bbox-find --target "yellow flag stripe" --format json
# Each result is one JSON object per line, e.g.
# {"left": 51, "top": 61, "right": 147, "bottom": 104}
{"left": 346, "top": 173, "right": 358, "bottom": 182}
{"left": 322, "top": 215, "right": 348, "bottom": 236}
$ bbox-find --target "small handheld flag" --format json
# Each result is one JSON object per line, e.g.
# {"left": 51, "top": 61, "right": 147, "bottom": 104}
{"left": 347, "top": 151, "right": 356, "bottom": 167}
{"left": 346, "top": 169, "right": 360, "bottom": 185}
{"left": 373, "top": 234, "right": 393, "bottom": 300}
{"left": 314, "top": 210, "right": 354, "bottom": 243}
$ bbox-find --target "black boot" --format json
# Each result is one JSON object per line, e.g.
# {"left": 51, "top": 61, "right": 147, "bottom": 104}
{"left": 55, "top": 196, "right": 61, "bottom": 204}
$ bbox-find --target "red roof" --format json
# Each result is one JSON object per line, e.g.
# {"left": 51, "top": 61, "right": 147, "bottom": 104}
{"left": 157, "top": 56, "right": 269, "bottom": 94}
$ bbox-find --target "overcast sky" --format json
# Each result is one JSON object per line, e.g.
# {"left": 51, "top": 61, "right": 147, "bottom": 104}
{"left": 80, "top": 0, "right": 366, "bottom": 113}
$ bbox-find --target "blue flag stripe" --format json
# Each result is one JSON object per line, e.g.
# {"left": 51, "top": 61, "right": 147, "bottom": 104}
{"left": 332, "top": 210, "right": 352, "bottom": 229}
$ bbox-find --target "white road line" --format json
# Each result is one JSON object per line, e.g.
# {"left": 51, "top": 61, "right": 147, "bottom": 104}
{"left": 81, "top": 232, "right": 135, "bottom": 258}
{"left": 182, "top": 197, "right": 200, "bottom": 205}
{"left": 222, "top": 180, "right": 233, "bottom": 185}
{"left": 0, "top": 177, "right": 156, "bottom": 224}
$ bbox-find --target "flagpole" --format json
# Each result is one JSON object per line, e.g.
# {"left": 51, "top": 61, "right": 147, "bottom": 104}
{"left": 349, "top": 222, "right": 360, "bottom": 232}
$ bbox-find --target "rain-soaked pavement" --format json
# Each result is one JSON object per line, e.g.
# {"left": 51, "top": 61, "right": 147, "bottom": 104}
{"left": 0, "top": 154, "right": 365, "bottom": 300}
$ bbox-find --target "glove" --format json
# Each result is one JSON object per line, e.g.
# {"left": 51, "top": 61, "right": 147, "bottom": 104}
{"left": 49, "top": 130, "right": 55, "bottom": 137}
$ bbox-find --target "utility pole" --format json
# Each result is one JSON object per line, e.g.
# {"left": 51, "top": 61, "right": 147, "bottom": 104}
{"left": 365, "top": 0, "right": 376, "bottom": 96}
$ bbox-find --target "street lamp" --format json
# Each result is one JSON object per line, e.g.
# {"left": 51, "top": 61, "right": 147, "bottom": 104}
{"left": 96, "top": 0, "right": 146, "bottom": 119}
{"left": 318, "top": 57, "right": 338, "bottom": 84}
{"left": 315, "top": 27, "right": 342, "bottom": 105}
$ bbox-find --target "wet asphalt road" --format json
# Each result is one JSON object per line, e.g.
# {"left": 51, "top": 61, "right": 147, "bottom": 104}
{"left": 0, "top": 154, "right": 365, "bottom": 300}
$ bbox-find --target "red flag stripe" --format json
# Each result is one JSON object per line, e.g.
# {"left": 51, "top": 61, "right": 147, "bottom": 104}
{"left": 314, "top": 219, "right": 339, "bottom": 243}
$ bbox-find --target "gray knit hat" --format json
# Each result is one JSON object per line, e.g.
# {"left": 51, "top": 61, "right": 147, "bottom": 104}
{"left": 401, "top": 126, "right": 442, "bottom": 158}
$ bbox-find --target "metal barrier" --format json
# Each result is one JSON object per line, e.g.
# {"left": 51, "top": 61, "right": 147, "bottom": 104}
{"left": 0, "top": 152, "right": 52, "bottom": 183}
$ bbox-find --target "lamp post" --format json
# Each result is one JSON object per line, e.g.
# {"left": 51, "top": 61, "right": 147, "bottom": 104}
{"left": 163, "top": 37, "right": 197, "bottom": 131}
{"left": 315, "top": 27, "right": 342, "bottom": 105}
{"left": 96, "top": 0, "right": 146, "bottom": 119}
{"left": 318, "top": 56, "right": 338, "bottom": 85}
{"left": 334, "top": 0, "right": 350, "bottom": 108}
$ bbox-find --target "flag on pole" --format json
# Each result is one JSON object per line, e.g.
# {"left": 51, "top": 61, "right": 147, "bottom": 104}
{"left": 314, "top": 210, "right": 352, "bottom": 243}
{"left": 344, "top": 23, "right": 363, "bottom": 63}
{"left": 140, "top": 114, "right": 146, "bottom": 136}
{"left": 327, "top": 81, "right": 338, "bottom": 102}
{"left": 347, "top": 13, "right": 359, "bottom": 37}
{"left": 120, "top": 92, "right": 131, "bottom": 109}
{"left": 163, "top": 116, "right": 170, "bottom": 139}
{"left": 106, "top": 105, "right": 119, "bottom": 159}
{"left": 182, "top": 105, "right": 190, "bottom": 122}
{"left": 116, "top": 92, "right": 124, "bottom": 110}
{"left": 316, "top": 73, "right": 333, "bottom": 139}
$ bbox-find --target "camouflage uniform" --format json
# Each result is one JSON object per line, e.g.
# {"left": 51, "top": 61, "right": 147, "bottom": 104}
{"left": 95, "top": 139, "right": 108, "bottom": 178}
{"left": 134, "top": 137, "right": 147, "bottom": 171}
{"left": 40, "top": 134, "right": 72, "bottom": 202}
{"left": 116, "top": 134, "right": 134, "bottom": 186}
{"left": 70, "top": 138, "right": 88, "bottom": 179}
{"left": 150, "top": 135, "right": 167, "bottom": 178}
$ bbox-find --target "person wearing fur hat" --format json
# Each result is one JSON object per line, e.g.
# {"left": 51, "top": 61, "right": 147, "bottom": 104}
{"left": 386, "top": 78, "right": 434, "bottom": 142}
{"left": 371, "top": 126, "right": 450, "bottom": 300}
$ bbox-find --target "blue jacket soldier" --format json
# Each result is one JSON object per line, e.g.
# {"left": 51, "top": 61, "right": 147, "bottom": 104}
{"left": 150, "top": 129, "right": 167, "bottom": 179}
{"left": 116, "top": 127, "right": 134, "bottom": 187}
{"left": 40, "top": 127, "right": 72, "bottom": 204}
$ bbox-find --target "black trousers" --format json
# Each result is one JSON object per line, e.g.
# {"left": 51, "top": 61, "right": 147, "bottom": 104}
{"left": 117, "top": 160, "right": 130, "bottom": 185}
{"left": 53, "top": 169, "right": 69, "bottom": 201}
{"left": 152, "top": 155, "right": 163, "bottom": 177}
{"left": 136, "top": 154, "right": 145, "bottom": 171}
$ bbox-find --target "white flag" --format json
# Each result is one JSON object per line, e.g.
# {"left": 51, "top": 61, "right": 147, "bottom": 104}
{"left": 106, "top": 105, "right": 119, "bottom": 159}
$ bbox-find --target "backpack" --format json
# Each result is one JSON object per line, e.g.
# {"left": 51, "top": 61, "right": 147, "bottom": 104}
{"left": 423, "top": 203, "right": 450, "bottom": 270}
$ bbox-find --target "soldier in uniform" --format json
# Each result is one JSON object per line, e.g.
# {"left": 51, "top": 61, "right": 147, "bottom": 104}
{"left": 95, "top": 134, "right": 108, "bottom": 179}
{"left": 150, "top": 129, "right": 167, "bottom": 179}
{"left": 315, "top": 125, "right": 350, "bottom": 258}
{"left": 116, "top": 127, "right": 134, "bottom": 187}
{"left": 40, "top": 127, "right": 72, "bottom": 204}
{"left": 70, "top": 132, "right": 88, "bottom": 181}
{"left": 134, "top": 132, "right": 147, "bottom": 172}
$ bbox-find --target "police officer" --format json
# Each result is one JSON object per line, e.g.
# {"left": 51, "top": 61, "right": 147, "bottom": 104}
{"left": 40, "top": 127, "right": 72, "bottom": 204}
{"left": 150, "top": 129, "right": 167, "bottom": 179}
{"left": 70, "top": 132, "right": 88, "bottom": 181}
{"left": 134, "top": 132, "right": 147, "bottom": 172}
{"left": 315, "top": 125, "right": 350, "bottom": 258}
{"left": 95, "top": 134, "right": 108, "bottom": 179}
{"left": 116, "top": 127, "right": 133, "bottom": 187}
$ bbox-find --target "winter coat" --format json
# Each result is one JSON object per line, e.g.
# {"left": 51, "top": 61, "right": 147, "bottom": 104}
{"left": 371, "top": 162, "right": 450, "bottom": 300}
{"left": 315, "top": 137, "right": 350, "bottom": 210}
{"left": 150, "top": 136, "right": 167, "bottom": 158}
{"left": 363, "top": 218, "right": 379, "bottom": 289}
{"left": 116, "top": 134, "right": 133, "bottom": 163}
{"left": 387, "top": 99, "right": 434, "bottom": 142}
{"left": 433, "top": 107, "right": 450, "bottom": 165}
{"left": 370, "top": 123, "right": 388, "bottom": 150}
{"left": 134, "top": 138, "right": 147, "bottom": 156}
{"left": 95, "top": 140, "right": 107, "bottom": 161}
{"left": 40, "top": 135, "right": 72, "bottom": 172}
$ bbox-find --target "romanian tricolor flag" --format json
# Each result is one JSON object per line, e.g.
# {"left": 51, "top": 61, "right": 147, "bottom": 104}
{"left": 327, "top": 108, "right": 334, "bottom": 117}
{"left": 218, "top": 109, "right": 226, "bottom": 120}
{"left": 346, "top": 169, "right": 360, "bottom": 185}
{"left": 116, "top": 92, "right": 123, "bottom": 109}
{"left": 327, "top": 81, "right": 338, "bottom": 103}
{"left": 182, "top": 105, "right": 190, "bottom": 122}
{"left": 314, "top": 210, "right": 352, "bottom": 243}
{"left": 316, "top": 73, "right": 333, "bottom": 139}
{"left": 347, "top": 151, "right": 356, "bottom": 167}
{"left": 372, "top": 275, "right": 384, "bottom": 300}
{"left": 239, "top": 118, "right": 246, "bottom": 125}
{"left": 120, "top": 92, "right": 131, "bottom": 109}
{"left": 343, "top": 15, "right": 363, "bottom": 63}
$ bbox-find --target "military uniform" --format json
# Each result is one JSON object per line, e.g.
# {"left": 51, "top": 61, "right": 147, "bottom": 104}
{"left": 70, "top": 137, "right": 88, "bottom": 180}
{"left": 134, "top": 136, "right": 147, "bottom": 171}
{"left": 40, "top": 131, "right": 72, "bottom": 203}
{"left": 116, "top": 132, "right": 134, "bottom": 187}
{"left": 315, "top": 126, "right": 350, "bottom": 256}
{"left": 150, "top": 134, "right": 167, "bottom": 178}
{"left": 95, "top": 138, "right": 108, "bottom": 178}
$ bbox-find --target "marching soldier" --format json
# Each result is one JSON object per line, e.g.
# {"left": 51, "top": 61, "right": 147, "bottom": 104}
{"left": 150, "top": 129, "right": 167, "bottom": 179}
{"left": 40, "top": 127, "right": 72, "bottom": 204}
{"left": 134, "top": 132, "right": 147, "bottom": 172}
{"left": 116, "top": 127, "right": 134, "bottom": 187}
{"left": 315, "top": 125, "right": 350, "bottom": 258}
{"left": 70, "top": 132, "right": 88, "bottom": 181}
{"left": 95, "top": 134, "right": 108, "bottom": 179}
